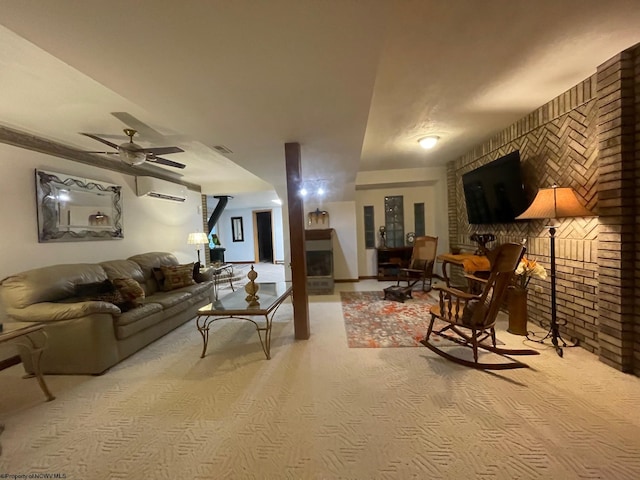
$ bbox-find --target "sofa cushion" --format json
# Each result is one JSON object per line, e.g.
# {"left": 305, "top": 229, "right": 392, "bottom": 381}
{"left": 70, "top": 280, "right": 138, "bottom": 312}
{"left": 114, "top": 302, "right": 163, "bottom": 327}
{"left": 128, "top": 252, "right": 180, "bottom": 295}
{"left": 181, "top": 282, "right": 213, "bottom": 298}
{"left": 74, "top": 279, "right": 115, "bottom": 297}
{"left": 113, "top": 278, "right": 145, "bottom": 309}
{"left": 114, "top": 303, "right": 165, "bottom": 339}
{"left": 160, "top": 263, "right": 195, "bottom": 291}
{"left": 147, "top": 291, "right": 191, "bottom": 309}
{"left": 100, "top": 260, "right": 146, "bottom": 291}
{"left": 0, "top": 264, "right": 107, "bottom": 309}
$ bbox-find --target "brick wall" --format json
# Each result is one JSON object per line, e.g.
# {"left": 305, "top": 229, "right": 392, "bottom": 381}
{"left": 200, "top": 194, "right": 209, "bottom": 266}
{"left": 448, "top": 42, "right": 640, "bottom": 374}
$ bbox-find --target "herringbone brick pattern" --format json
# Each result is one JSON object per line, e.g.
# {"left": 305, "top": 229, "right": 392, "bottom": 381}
{"left": 450, "top": 79, "right": 599, "bottom": 351}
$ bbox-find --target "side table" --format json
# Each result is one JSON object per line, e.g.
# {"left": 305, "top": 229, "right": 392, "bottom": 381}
{"left": 0, "top": 322, "right": 55, "bottom": 401}
{"left": 437, "top": 253, "right": 490, "bottom": 289}
{"left": 211, "top": 263, "right": 235, "bottom": 300}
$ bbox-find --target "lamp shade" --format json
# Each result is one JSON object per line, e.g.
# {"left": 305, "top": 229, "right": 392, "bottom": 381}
{"left": 187, "top": 232, "right": 209, "bottom": 245}
{"left": 516, "top": 186, "right": 595, "bottom": 220}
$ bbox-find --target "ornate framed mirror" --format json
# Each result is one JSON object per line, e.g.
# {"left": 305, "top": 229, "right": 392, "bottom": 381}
{"left": 35, "top": 169, "right": 123, "bottom": 242}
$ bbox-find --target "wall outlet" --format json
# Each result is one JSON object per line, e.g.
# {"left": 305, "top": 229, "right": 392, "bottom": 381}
{"left": 533, "top": 285, "right": 543, "bottom": 293}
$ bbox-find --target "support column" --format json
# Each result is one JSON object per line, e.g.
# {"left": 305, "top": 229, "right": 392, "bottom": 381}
{"left": 596, "top": 48, "right": 637, "bottom": 372}
{"left": 285, "top": 142, "right": 310, "bottom": 339}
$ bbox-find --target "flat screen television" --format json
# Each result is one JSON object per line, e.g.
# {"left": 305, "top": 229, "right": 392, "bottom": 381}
{"left": 462, "top": 151, "right": 528, "bottom": 224}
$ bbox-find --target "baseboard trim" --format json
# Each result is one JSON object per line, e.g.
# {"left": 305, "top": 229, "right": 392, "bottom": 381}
{"left": 335, "top": 279, "right": 359, "bottom": 283}
{"left": 358, "top": 276, "right": 378, "bottom": 280}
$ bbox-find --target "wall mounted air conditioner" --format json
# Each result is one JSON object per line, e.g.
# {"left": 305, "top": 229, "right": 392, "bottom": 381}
{"left": 135, "top": 176, "right": 187, "bottom": 202}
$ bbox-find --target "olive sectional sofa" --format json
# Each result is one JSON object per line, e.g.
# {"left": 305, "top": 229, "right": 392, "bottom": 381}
{"left": 0, "top": 252, "right": 213, "bottom": 375}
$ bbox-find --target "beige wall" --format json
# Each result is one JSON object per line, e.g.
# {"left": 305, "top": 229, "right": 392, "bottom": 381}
{"left": 303, "top": 200, "right": 358, "bottom": 281}
{"left": 0, "top": 142, "right": 204, "bottom": 281}
{"left": 355, "top": 167, "right": 449, "bottom": 278}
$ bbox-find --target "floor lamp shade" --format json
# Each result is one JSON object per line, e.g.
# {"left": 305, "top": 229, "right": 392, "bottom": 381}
{"left": 515, "top": 185, "right": 595, "bottom": 357}
{"left": 187, "top": 232, "right": 210, "bottom": 264}
{"left": 516, "top": 186, "right": 594, "bottom": 220}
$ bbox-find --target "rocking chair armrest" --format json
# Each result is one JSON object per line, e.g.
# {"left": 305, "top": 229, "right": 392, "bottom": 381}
{"left": 432, "top": 284, "right": 478, "bottom": 301}
{"left": 464, "top": 273, "right": 488, "bottom": 284}
{"left": 399, "top": 268, "right": 423, "bottom": 274}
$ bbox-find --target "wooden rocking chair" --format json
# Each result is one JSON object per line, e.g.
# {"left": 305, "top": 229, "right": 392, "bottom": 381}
{"left": 396, "top": 235, "right": 438, "bottom": 293}
{"left": 420, "top": 243, "right": 539, "bottom": 370}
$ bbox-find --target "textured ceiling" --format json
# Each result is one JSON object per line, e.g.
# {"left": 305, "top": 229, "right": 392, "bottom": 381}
{"left": 1, "top": 0, "right": 639, "bottom": 202}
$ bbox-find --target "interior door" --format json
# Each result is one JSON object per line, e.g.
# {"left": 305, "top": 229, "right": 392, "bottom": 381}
{"left": 255, "top": 210, "right": 274, "bottom": 263}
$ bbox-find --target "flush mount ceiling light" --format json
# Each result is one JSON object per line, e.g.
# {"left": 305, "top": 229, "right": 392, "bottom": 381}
{"left": 418, "top": 136, "right": 439, "bottom": 150}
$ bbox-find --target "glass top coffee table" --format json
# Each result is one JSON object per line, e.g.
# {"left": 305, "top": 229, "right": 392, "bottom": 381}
{"left": 196, "top": 281, "right": 292, "bottom": 360}
{"left": 0, "top": 322, "right": 55, "bottom": 401}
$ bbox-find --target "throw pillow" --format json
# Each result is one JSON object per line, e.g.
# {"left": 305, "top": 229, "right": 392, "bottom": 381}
{"left": 193, "top": 261, "right": 201, "bottom": 279}
{"left": 75, "top": 279, "right": 115, "bottom": 297}
{"left": 89, "top": 290, "right": 130, "bottom": 312}
{"left": 461, "top": 298, "right": 489, "bottom": 327}
{"left": 74, "top": 280, "right": 133, "bottom": 312}
{"left": 160, "top": 263, "right": 195, "bottom": 291}
{"left": 113, "top": 277, "right": 145, "bottom": 308}
{"left": 152, "top": 267, "right": 165, "bottom": 290}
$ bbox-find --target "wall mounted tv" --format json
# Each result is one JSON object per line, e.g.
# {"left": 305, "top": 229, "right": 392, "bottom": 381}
{"left": 462, "top": 150, "right": 528, "bottom": 224}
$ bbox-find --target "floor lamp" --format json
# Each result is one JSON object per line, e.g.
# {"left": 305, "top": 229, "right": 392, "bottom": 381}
{"left": 516, "top": 185, "right": 595, "bottom": 357}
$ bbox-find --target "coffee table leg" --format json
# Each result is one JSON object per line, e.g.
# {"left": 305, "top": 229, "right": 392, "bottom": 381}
{"left": 213, "top": 275, "right": 219, "bottom": 301}
{"left": 196, "top": 316, "right": 211, "bottom": 358}
{"left": 16, "top": 332, "right": 55, "bottom": 401}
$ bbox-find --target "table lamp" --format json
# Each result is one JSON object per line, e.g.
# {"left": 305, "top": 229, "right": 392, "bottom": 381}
{"left": 516, "top": 184, "right": 595, "bottom": 357}
{"left": 187, "top": 232, "right": 210, "bottom": 264}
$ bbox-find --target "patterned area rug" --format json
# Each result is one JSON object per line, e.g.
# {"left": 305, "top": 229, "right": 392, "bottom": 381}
{"left": 341, "top": 290, "right": 442, "bottom": 347}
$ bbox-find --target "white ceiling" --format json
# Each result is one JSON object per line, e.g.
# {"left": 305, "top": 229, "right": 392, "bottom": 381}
{"left": 1, "top": 1, "right": 639, "bottom": 203}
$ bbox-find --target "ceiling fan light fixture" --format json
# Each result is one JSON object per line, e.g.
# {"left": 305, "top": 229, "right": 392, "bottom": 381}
{"left": 418, "top": 136, "right": 439, "bottom": 149}
{"left": 118, "top": 146, "right": 147, "bottom": 166}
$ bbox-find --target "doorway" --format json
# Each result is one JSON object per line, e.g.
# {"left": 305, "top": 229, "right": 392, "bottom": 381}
{"left": 254, "top": 210, "right": 274, "bottom": 263}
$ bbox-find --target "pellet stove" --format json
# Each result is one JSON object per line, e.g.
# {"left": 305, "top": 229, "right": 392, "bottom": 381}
{"left": 305, "top": 228, "right": 334, "bottom": 295}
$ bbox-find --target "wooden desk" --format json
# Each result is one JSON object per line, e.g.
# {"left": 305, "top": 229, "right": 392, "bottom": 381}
{"left": 0, "top": 322, "right": 55, "bottom": 401}
{"left": 437, "top": 253, "right": 490, "bottom": 288}
{"left": 376, "top": 246, "right": 413, "bottom": 280}
{"left": 196, "top": 281, "right": 292, "bottom": 359}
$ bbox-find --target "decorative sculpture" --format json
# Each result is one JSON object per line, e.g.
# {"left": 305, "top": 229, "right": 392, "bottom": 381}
{"left": 470, "top": 233, "right": 495, "bottom": 256}
{"left": 307, "top": 208, "right": 330, "bottom": 229}
{"left": 379, "top": 226, "right": 387, "bottom": 248}
{"left": 244, "top": 265, "right": 260, "bottom": 306}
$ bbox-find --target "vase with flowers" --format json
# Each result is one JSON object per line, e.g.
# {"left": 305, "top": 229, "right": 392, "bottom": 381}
{"left": 508, "top": 257, "right": 547, "bottom": 335}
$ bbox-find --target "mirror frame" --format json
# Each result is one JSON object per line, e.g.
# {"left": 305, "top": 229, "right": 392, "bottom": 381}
{"left": 231, "top": 216, "right": 244, "bottom": 242}
{"left": 35, "top": 169, "right": 124, "bottom": 242}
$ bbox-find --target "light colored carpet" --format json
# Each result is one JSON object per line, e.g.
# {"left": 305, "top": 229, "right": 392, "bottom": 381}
{"left": 2, "top": 272, "right": 640, "bottom": 479}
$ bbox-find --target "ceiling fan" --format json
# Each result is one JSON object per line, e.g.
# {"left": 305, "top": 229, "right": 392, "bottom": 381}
{"left": 80, "top": 128, "right": 186, "bottom": 169}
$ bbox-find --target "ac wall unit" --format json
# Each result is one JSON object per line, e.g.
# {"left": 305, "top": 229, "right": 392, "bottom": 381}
{"left": 135, "top": 176, "right": 187, "bottom": 202}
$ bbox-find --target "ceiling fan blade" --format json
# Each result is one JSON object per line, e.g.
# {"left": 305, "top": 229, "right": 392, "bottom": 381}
{"left": 148, "top": 156, "right": 186, "bottom": 169}
{"left": 111, "top": 112, "right": 165, "bottom": 142}
{"left": 142, "top": 146, "right": 185, "bottom": 155}
{"left": 80, "top": 133, "right": 119, "bottom": 150}
{"left": 86, "top": 151, "right": 120, "bottom": 155}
